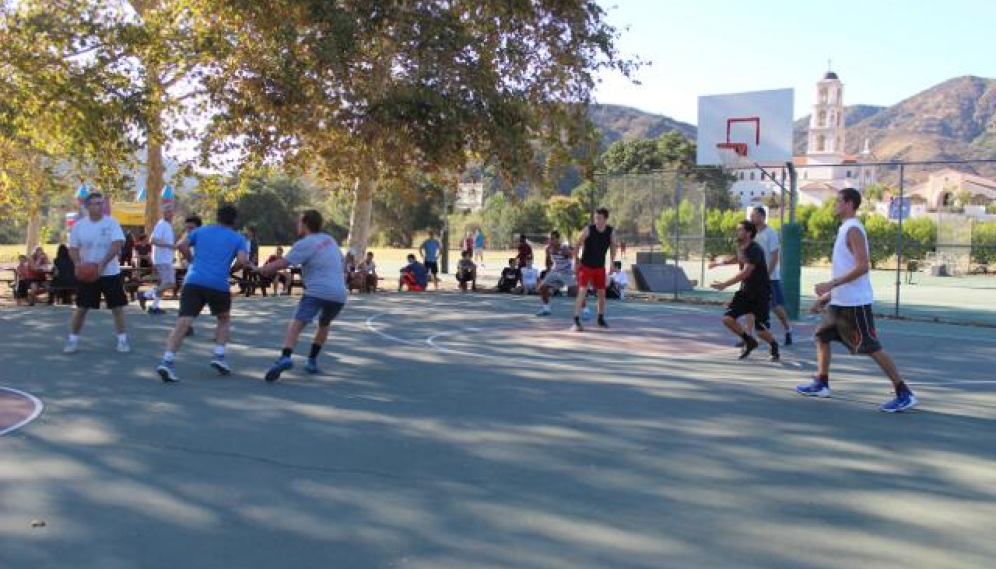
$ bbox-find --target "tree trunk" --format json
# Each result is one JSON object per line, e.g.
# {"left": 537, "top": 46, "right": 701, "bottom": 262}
{"left": 143, "top": 57, "right": 165, "bottom": 234}
{"left": 25, "top": 203, "right": 40, "bottom": 254}
{"left": 347, "top": 175, "right": 376, "bottom": 257}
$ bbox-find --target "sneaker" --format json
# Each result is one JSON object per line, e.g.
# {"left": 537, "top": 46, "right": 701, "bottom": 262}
{"left": 117, "top": 339, "right": 131, "bottom": 353}
{"left": 734, "top": 340, "right": 745, "bottom": 348}
{"left": 210, "top": 356, "right": 231, "bottom": 376}
{"left": 148, "top": 307, "right": 166, "bottom": 315}
{"left": 304, "top": 358, "right": 320, "bottom": 374}
{"left": 535, "top": 308, "right": 551, "bottom": 317}
{"left": 738, "top": 336, "right": 759, "bottom": 359}
{"left": 796, "top": 378, "right": 831, "bottom": 398}
{"left": 571, "top": 318, "right": 583, "bottom": 332}
{"left": 265, "top": 356, "right": 293, "bottom": 382}
{"left": 582, "top": 307, "right": 592, "bottom": 321}
{"left": 785, "top": 331, "right": 793, "bottom": 346}
{"left": 769, "top": 343, "right": 780, "bottom": 362}
{"left": 597, "top": 315, "right": 609, "bottom": 328}
{"left": 880, "top": 390, "right": 918, "bottom": 413}
{"left": 157, "top": 361, "right": 179, "bottom": 383}
{"left": 63, "top": 340, "right": 79, "bottom": 354}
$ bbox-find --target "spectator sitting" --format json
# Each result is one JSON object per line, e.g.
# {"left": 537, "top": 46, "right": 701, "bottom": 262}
{"left": 399, "top": 253, "right": 429, "bottom": 292}
{"left": 357, "top": 252, "right": 379, "bottom": 292}
{"left": 49, "top": 244, "right": 77, "bottom": 305}
{"left": 14, "top": 255, "right": 31, "bottom": 306}
{"left": 264, "top": 246, "right": 291, "bottom": 295}
{"left": 455, "top": 250, "right": 477, "bottom": 292}
{"left": 26, "top": 246, "right": 51, "bottom": 304}
{"left": 519, "top": 258, "right": 539, "bottom": 295}
{"left": 344, "top": 250, "right": 366, "bottom": 293}
{"left": 496, "top": 257, "right": 520, "bottom": 293}
{"left": 133, "top": 232, "right": 153, "bottom": 272}
{"left": 607, "top": 260, "right": 629, "bottom": 300}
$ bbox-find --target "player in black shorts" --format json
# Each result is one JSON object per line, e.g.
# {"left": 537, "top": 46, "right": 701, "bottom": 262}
{"left": 711, "top": 220, "right": 780, "bottom": 361}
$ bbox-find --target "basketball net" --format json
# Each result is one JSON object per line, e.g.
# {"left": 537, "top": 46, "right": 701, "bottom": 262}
{"left": 715, "top": 142, "right": 750, "bottom": 171}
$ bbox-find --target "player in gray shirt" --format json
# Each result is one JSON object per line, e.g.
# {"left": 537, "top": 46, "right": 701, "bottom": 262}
{"left": 258, "top": 210, "right": 347, "bottom": 381}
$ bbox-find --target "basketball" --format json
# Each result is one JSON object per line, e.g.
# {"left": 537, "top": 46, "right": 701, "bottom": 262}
{"left": 75, "top": 262, "right": 100, "bottom": 283}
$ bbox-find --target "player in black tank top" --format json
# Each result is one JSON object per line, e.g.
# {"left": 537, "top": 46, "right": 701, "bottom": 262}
{"left": 572, "top": 207, "right": 618, "bottom": 331}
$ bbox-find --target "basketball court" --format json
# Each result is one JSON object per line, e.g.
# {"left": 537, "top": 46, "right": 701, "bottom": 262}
{"left": 2, "top": 292, "right": 995, "bottom": 569}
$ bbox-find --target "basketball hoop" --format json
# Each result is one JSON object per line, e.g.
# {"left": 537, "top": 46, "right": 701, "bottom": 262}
{"left": 716, "top": 142, "right": 750, "bottom": 170}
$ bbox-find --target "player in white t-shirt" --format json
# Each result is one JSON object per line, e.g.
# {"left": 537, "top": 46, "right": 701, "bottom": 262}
{"left": 65, "top": 192, "right": 131, "bottom": 354}
{"left": 519, "top": 258, "right": 539, "bottom": 294}
{"left": 141, "top": 203, "right": 177, "bottom": 314}
{"left": 750, "top": 207, "right": 793, "bottom": 345}
{"left": 608, "top": 260, "right": 629, "bottom": 300}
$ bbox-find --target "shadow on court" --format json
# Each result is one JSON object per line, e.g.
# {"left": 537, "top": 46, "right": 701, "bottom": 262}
{"left": 1, "top": 294, "right": 994, "bottom": 569}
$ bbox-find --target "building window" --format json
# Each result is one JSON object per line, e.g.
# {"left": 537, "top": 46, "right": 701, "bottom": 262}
{"left": 750, "top": 172, "right": 755, "bottom": 180}
{"left": 739, "top": 172, "right": 745, "bottom": 180}
{"left": 846, "top": 170, "right": 852, "bottom": 178}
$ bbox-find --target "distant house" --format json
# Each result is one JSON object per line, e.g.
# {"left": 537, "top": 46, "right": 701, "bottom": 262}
{"left": 905, "top": 168, "right": 996, "bottom": 211}
{"left": 730, "top": 70, "right": 878, "bottom": 207}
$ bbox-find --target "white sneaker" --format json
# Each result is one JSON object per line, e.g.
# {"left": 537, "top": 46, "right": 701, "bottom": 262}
{"left": 117, "top": 339, "right": 131, "bottom": 353}
{"left": 63, "top": 340, "right": 78, "bottom": 354}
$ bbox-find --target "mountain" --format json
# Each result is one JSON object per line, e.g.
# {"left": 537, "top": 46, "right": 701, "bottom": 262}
{"left": 794, "top": 76, "right": 996, "bottom": 177}
{"left": 587, "top": 104, "right": 696, "bottom": 146}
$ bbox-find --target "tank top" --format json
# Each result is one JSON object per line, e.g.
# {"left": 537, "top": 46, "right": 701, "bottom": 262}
{"left": 580, "top": 224, "right": 613, "bottom": 268}
{"left": 830, "top": 217, "right": 874, "bottom": 306}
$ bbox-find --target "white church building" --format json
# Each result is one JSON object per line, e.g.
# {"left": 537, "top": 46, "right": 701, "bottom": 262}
{"left": 730, "top": 71, "right": 877, "bottom": 207}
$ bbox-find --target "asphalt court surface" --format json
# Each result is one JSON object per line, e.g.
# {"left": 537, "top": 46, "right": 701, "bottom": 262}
{"left": 2, "top": 293, "right": 995, "bottom": 569}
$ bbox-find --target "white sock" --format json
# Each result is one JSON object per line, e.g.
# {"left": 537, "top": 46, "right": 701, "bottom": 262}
{"left": 542, "top": 303, "right": 549, "bottom": 310}
{"left": 214, "top": 345, "right": 225, "bottom": 357}
{"left": 151, "top": 295, "right": 161, "bottom": 308}
{"left": 163, "top": 351, "right": 175, "bottom": 363}
{"left": 68, "top": 334, "right": 79, "bottom": 344}
{"left": 117, "top": 333, "right": 127, "bottom": 343}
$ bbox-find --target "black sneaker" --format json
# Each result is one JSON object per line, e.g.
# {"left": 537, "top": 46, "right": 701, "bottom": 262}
{"left": 770, "top": 343, "right": 781, "bottom": 361}
{"left": 597, "top": 315, "right": 609, "bottom": 328}
{"left": 571, "top": 318, "right": 583, "bottom": 332}
{"left": 734, "top": 340, "right": 745, "bottom": 348}
{"left": 784, "top": 332, "right": 793, "bottom": 346}
{"left": 738, "top": 336, "right": 759, "bottom": 359}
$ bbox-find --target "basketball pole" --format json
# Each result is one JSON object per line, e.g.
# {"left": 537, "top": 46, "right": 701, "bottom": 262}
{"left": 780, "top": 162, "right": 801, "bottom": 320}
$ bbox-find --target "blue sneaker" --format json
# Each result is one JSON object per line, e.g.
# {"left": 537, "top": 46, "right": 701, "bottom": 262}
{"left": 156, "top": 361, "right": 179, "bottom": 383}
{"left": 304, "top": 358, "right": 320, "bottom": 374}
{"left": 796, "top": 378, "right": 830, "bottom": 398}
{"left": 265, "top": 356, "right": 293, "bottom": 382}
{"left": 210, "top": 355, "right": 231, "bottom": 376}
{"left": 880, "top": 391, "right": 918, "bottom": 413}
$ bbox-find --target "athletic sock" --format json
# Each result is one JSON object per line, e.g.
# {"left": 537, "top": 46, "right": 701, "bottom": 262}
{"left": 281, "top": 347, "right": 293, "bottom": 358}
{"left": 163, "top": 351, "right": 175, "bottom": 363}
{"left": 895, "top": 381, "right": 911, "bottom": 396}
{"left": 214, "top": 345, "right": 225, "bottom": 357}
{"left": 151, "top": 294, "right": 161, "bottom": 309}
{"left": 816, "top": 374, "right": 829, "bottom": 386}
{"left": 740, "top": 332, "right": 752, "bottom": 342}
{"left": 117, "top": 333, "right": 127, "bottom": 343}
{"left": 68, "top": 333, "right": 79, "bottom": 343}
{"left": 309, "top": 343, "right": 322, "bottom": 359}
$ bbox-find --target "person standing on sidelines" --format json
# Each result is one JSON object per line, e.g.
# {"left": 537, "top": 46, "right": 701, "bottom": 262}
{"left": 141, "top": 203, "right": 177, "bottom": 314}
{"left": 155, "top": 205, "right": 249, "bottom": 382}
{"left": 419, "top": 230, "right": 442, "bottom": 290}
{"left": 473, "top": 228, "right": 486, "bottom": 266}
{"left": 65, "top": 192, "right": 131, "bottom": 354}
{"left": 750, "top": 207, "right": 794, "bottom": 345}
{"left": 258, "top": 210, "right": 347, "bottom": 381}
{"left": 572, "top": 207, "right": 618, "bottom": 331}
{"left": 710, "top": 220, "right": 780, "bottom": 361}
{"left": 796, "top": 188, "right": 917, "bottom": 412}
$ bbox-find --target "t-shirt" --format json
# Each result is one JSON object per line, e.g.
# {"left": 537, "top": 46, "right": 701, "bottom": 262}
{"left": 284, "top": 233, "right": 347, "bottom": 303}
{"left": 546, "top": 244, "right": 573, "bottom": 273}
{"left": 517, "top": 242, "right": 533, "bottom": 266}
{"left": 184, "top": 225, "right": 248, "bottom": 292}
{"left": 754, "top": 225, "right": 781, "bottom": 281}
{"left": 457, "top": 258, "right": 476, "bottom": 276}
{"left": 611, "top": 271, "right": 629, "bottom": 287}
{"left": 421, "top": 238, "right": 441, "bottom": 262}
{"left": 500, "top": 266, "right": 520, "bottom": 283}
{"left": 69, "top": 215, "right": 125, "bottom": 277}
{"left": 151, "top": 218, "right": 176, "bottom": 265}
{"left": 404, "top": 261, "right": 429, "bottom": 287}
{"left": 740, "top": 241, "right": 771, "bottom": 298}
{"left": 474, "top": 233, "right": 485, "bottom": 249}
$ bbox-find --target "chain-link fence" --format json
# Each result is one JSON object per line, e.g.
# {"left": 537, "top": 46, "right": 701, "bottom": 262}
{"left": 594, "top": 158, "right": 996, "bottom": 326}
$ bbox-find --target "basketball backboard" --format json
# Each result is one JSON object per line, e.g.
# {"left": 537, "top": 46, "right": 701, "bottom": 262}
{"left": 696, "top": 88, "right": 794, "bottom": 167}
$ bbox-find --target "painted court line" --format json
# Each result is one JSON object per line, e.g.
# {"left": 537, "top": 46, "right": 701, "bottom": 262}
{"left": 0, "top": 386, "right": 44, "bottom": 436}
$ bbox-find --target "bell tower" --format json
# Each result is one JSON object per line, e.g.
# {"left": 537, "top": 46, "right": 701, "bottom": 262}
{"left": 807, "top": 69, "right": 845, "bottom": 162}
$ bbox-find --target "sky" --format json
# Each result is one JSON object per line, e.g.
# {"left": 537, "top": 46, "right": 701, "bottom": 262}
{"left": 593, "top": 0, "right": 996, "bottom": 125}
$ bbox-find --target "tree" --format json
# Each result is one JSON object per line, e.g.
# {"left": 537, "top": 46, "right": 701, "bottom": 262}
{"left": 200, "top": 0, "right": 639, "bottom": 257}
{"left": 546, "top": 196, "right": 587, "bottom": 241}
{"left": 900, "top": 216, "right": 936, "bottom": 262}
{"left": 861, "top": 213, "right": 897, "bottom": 268}
{"left": 655, "top": 199, "right": 698, "bottom": 259}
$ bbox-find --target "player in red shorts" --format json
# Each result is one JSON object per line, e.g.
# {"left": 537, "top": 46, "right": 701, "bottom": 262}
{"left": 572, "top": 207, "right": 618, "bottom": 332}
